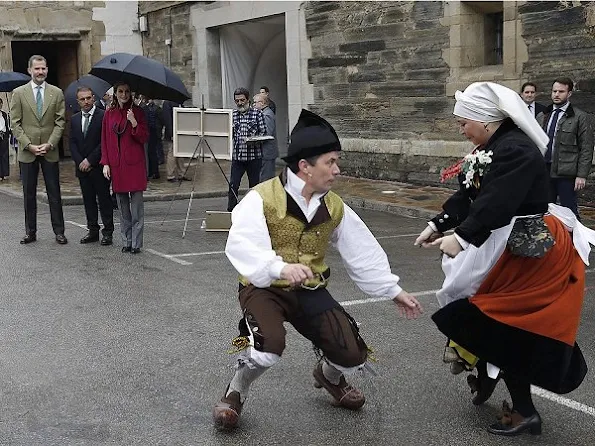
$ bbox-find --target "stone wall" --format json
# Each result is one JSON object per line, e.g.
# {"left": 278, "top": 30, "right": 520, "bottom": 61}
{"left": 521, "top": 1, "right": 595, "bottom": 112}
{"left": 305, "top": 1, "right": 457, "bottom": 185}
{"left": 305, "top": 1, "right": 595, "bottom": 189}
{"left": 138, "top": 1, "right": 196, "bottom": 99}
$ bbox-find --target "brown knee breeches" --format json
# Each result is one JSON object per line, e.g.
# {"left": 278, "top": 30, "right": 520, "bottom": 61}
{"left": 237, "top": 285, "right": 368, "bottom": 368}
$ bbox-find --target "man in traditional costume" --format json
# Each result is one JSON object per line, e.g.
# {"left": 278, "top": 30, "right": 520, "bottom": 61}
{"left": 415, "top": 82, "right": 591, "bottom": 436}
{"left": 213, "top": 109, "right": 423, "bottom": 429}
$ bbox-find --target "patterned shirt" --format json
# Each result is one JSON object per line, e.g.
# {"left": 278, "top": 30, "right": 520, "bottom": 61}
{"left": 232, "top": 107, "right": 266, "bottom": 161}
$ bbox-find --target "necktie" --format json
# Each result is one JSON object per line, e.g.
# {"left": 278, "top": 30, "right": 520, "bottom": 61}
{"left": 82, "top": 112, "right": 90, "bottom": 137}
{"left": 35, "top": 86, "right": 43, "bottom": 119}
{"left": 545, "top": 108, "right": 562, "bottom": 162}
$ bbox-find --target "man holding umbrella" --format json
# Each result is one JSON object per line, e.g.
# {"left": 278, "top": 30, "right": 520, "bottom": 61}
{"left": 10, "top": 54, "right": 67, "bottom": 245}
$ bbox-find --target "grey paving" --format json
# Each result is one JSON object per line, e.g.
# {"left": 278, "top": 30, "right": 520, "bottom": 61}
{"left": 0, "top": 193, "right": 593, "bottom": 446}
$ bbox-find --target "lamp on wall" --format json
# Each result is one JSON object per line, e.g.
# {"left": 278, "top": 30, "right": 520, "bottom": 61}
{"left": 139, "top": 15, "right": 148, "bottom": 33}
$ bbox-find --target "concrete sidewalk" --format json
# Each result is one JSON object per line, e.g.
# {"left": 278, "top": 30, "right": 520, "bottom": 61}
{"left": 1, "top": 158, "right": 594, "bottom": 226}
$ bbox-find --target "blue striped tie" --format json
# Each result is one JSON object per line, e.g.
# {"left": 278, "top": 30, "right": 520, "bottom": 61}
{"left": 35, "top": 86, "right": 43, "bottom": 119}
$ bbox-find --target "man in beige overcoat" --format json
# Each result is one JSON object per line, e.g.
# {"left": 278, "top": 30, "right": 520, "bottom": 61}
{"left": 10, "top": 54, "right": 67, "bottom": 244}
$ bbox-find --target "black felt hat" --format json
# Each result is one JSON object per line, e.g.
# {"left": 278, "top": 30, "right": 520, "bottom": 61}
{"left": 282, "top": 109, "right": 341, "bottom": 162}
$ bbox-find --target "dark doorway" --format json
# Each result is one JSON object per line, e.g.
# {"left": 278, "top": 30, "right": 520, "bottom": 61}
{"left": 12, "top": 40, "right": 80, "bottom": 157}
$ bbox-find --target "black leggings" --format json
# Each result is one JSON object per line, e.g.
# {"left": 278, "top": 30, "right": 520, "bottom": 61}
{"left": 504, "top": 374, "right": 536, "bottom": 417}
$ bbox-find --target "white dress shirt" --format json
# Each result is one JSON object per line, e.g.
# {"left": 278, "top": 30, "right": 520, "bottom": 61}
{"left": 546, "top": 102, "right": 570, "bottom": 157}
{"left": 30, "top": 81, "right": 46, "bottom": 105}
{"left": 81, "top": 105, "right": 96, "bottom": 132}
{"left": 527, "top": 101, "right": 536, "bottom": 117}
{"left": 225, "top": 168, "right": 403, "bottom": 297}
{"left": 0, "top": 112, "right": 5, "bottom": 133}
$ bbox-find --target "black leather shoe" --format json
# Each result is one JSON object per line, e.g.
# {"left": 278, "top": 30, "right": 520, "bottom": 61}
{"left": 55, "top": 234, "right": 68, "bottom": 245}
{"left": 487, "top": 411, "right": 542, "bottom": 436}
{"left": 20, "top": 233, "right": 37, "bottom": 244}
{"left": 100, "top": 235, "right": 113, "bottom": 246}
{"left": 122, "top": 246, "right": 132, "bottom": 253}
{"left": 131, "top": 248, "right": 141, "bottom": 254}
{"left": 80, "top": 232, "right": 99, "bottom": 244}
{"left": 467, "top": 360, "right": 501, "bottom": 405}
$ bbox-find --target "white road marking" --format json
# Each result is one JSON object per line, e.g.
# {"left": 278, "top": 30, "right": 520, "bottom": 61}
{"left": 65, "top": 220, "right": 88, "bottom": 229}
{"left": 375, "top": 233, "right": 420, "bottom": 239}
{"left": 145, "top": 248, "right": 193, "bottom": 265}
{"left": 340, "top": 289, "right": 439, "bottom": 306}
{"left": 531, "top": 386, "right": 595, "bottom": 417}
{"left": 172, "top": 251, "right": 226, "bottom": 258}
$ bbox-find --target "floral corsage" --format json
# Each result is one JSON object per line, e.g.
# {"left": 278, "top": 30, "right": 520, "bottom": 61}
{"left": 440, "top": 148, "right": 493, "bottom": 189}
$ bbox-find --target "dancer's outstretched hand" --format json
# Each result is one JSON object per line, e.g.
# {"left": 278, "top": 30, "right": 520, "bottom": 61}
{"left": 430, "top": 234, "right": 462, "bottom": 259}
{"left": 393, "top": 290, "right": 423, "bottom": 319}
{"left": 414, "top": 225, "right": 443, "bottom": 247}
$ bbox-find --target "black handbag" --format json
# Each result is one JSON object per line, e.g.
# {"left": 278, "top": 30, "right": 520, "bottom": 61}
{"left": 506, "top": 216, "right": 555, "bottom": 258}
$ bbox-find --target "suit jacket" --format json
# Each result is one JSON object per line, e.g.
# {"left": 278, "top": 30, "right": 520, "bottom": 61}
{"left": 70, "top": 107, "right": 105, "bottom": 178}
{"left": 537, "top": 103, "right": 594, "bottom": 178}
{"left": 534, "top": 102, "right": 546, "bottom": 116}
{"left": 10, "top": 82, "right": 65, "bottom": 163}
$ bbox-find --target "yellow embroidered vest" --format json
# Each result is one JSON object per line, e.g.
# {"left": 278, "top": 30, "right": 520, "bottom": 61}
{"left": 239, "top": 176, "right": 344, "bottom": 288}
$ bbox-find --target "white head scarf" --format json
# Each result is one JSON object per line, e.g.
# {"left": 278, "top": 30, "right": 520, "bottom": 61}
{"left": 453, "top": 82, "right": 549, "bottom": 154}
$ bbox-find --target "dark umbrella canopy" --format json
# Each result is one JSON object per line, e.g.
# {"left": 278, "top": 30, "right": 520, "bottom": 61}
{"left": 64, "top": 74, "right": 112, "bottom": 111}
{"left": 0, "top": 71, "right": 31, "bottom": 92}
{"left": 90, "top": 53, "right": 191, "bottom": 103}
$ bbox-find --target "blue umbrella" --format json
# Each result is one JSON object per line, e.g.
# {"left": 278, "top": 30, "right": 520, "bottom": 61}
{"left": 0, "top": 71, "right": 31, "bottom": 92}
{"left": 64, "top": 74, "right": 112, "bottom": 111}
{"left": 90, "top": 52, "right": 190, "bottom": 103}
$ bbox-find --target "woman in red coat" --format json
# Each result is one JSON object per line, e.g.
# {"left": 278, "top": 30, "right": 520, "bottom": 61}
{"left": 101, "top": 82, "right": 149, "bottom": 254}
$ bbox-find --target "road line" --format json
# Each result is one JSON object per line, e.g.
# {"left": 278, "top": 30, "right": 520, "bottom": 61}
{"left": 172, "top": 251, "right": 226, "bottom": 258}
{"left": 531, "top": 386, "right": 595, "bottom": 417}
{"left": 375, "top": 233, "right": 420, "bottom": 239}
{"left": 65, "top": 220, "right": 88, "bottom": 229}
{"left": 340, "top": 289, "right": 439, "bottom": 306}
{"left": 145, "top": 248, "right": 193, "bottom": 265}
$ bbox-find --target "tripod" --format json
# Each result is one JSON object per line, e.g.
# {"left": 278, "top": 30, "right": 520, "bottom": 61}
{"left": 161, "top": 121, "right": 237, "bottom": 237}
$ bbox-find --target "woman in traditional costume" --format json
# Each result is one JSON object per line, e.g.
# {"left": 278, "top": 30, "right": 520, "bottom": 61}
{"left": 415, "top": 82, "right": 592, "bottom": 436}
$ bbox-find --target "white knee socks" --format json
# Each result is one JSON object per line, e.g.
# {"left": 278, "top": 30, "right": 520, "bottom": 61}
{"left": 322, "top": 361, "right": 343, "bottom": 385}
{"left": 227, "top": 362, "right": 268, "bottom": 402}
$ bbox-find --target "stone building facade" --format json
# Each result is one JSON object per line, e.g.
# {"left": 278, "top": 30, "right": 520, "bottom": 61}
{"left": 135, "top": 1, "right": 595, "bottom": 186}
{"left": 137, "top": 1, "right": 196, "bottom": 99}
{"left": 0, "top": 1, "right": 142, "bottom": 155}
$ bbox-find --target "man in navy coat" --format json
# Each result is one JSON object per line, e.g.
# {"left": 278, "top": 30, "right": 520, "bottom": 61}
{"left": 70, "top": 86, "right": 114, "bottom": 245}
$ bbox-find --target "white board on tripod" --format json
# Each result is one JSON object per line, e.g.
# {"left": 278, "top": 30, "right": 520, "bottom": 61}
{"left": 173, "top": 108, "right": 233, "bottom": 160}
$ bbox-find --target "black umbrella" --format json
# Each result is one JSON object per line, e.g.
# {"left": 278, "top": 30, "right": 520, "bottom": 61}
{"left": 90, "top": 53, "right": 191, "bottom": 103}
{"left": 0, "top": 71, "right": 31, "bottom": 92}
{"left": 64, "top": 74, "right": 112, "bottom": 111}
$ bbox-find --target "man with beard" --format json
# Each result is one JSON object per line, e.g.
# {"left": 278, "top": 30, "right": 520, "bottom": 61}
{"left": 537, "top": 77, "right": 593, "bottom": 218}
{"left": 10, "top": 54, "right": 67, "bottom": 245}
{"left": 227, "top": 87, "right": 266, "bottom": 211}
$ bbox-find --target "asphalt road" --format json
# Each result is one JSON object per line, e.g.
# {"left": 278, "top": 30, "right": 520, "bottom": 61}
{"left": 0, "top": 195, "right": 593, "bottom": 446}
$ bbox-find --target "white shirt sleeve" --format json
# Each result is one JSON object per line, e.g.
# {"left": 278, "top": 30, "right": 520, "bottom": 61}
{"left": 331, "top": 204, "right": 402, "bottom": 298}
{"left": 224, "top": 190, "right": 287, "bottom": 287}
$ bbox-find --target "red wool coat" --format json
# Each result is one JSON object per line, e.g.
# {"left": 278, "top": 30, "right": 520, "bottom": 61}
{"left": 100, "top": 102, "right": 149, "bottom": 193}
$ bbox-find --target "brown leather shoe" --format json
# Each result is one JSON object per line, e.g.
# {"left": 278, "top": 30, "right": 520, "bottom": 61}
{"left": 313, "top": 363, "right": 365, "bottom": 410}
{"left": 213, "top": 386, "right": 243, "bottom": 429}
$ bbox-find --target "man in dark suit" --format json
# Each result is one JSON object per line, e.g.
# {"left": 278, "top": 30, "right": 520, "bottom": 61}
{"left": 521, "top": 82, "right": 546, "bottom": 119}
{"left": 70, "top": 86, "right": 114, "bottom": 245}
{"left": 10, "top": 54, "right": 67, "bottom": 244}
